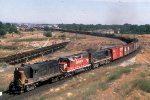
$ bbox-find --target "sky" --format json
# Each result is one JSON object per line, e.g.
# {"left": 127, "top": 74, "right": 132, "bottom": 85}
{"left": 0, "top": 0, "right": 150, "bottom": 24}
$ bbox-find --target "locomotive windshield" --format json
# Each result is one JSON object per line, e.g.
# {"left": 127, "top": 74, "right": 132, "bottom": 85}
{"left": 58, "top": 58, "right": 69, "bottom": 62}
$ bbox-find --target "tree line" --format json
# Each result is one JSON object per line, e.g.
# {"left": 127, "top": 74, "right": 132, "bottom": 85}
{"left": 58, "top": 23, "right": 150, "bottom": 34}
{"left": 0, "top": 21, "right": 18, "bottom": 36}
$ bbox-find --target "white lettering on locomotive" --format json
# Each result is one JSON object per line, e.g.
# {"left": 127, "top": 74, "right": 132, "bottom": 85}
{"left": 86, "top": 59, "right": 89, "bottom": 63}
{"left": 76, "top": 59, "right": 83, "bottom": 64}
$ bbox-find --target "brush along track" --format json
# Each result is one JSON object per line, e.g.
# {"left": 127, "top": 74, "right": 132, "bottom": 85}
{"left": 0, "top": 45, "right": 141, "bottom": 100}
{"left": 0, "top": 42, "right": 69, "bottom": 65}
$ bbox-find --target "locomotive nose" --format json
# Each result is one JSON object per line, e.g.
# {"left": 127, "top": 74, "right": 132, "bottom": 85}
{"left": 14, "top": 68, "right": 26, "bottom": 85}
{"left": 9, "top": 68, "right": 27, "bottom": 93}
{"left": 59, "top": 63, "right": 67, "bottom": 73}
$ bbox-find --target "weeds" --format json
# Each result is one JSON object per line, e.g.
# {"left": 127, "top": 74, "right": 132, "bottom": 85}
{"left": 133, "top": 96, "right": 140, "bottom": 100}
{"left": 0, "top": 85, "right": 8, "bottom": 91}
{"left": 11, "top": 38, "right": 48, "bottom": 42}
{"left": 0, "top": 44, "right": 17, "bottom": 50}
{"left": 128, "top": 64, "right": 141, "bottom": 68}
{"left": 132, "top": 79, "right": 150, "bottom": 93}
{"left": 97, "top": 82, "right": 108, "bottom": 91}
{"left": 0, "top": 62, "right": 8, "bottom": 68}
{"left": 107, "top": 67, "right": 131, "bottom": 82}
{"left": 82, "top": 81, "right": 109, "bottom": 100}
{"left": 82, "top": 87, "right": 97, "bottom": 100}
{"left": 140, "top": 72, "right": 150, "bottom": 78}
{"left": 115, "top": 78, "right": 150, "bottom": 98}
{"left": 115, "top": 82, "right": 134, "bottom": 97}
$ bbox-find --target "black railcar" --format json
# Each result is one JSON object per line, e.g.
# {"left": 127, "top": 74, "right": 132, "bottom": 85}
{"left": 88, "top": 49, "right": 112, "bottom": 68}
{"left": 9, "top": 60, "right": 61, "bottom": 93}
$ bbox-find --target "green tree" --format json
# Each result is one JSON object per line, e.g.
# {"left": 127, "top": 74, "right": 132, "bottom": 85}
{"left": 44, "top": 26, "right": 51, "bottom": 31}
{"left": 43, "top": 31, "right": 53, "bottom": 37}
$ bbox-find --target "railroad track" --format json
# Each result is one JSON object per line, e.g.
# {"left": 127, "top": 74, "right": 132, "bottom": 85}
{"left": 0, "top": 42, "right": 69, "bottom": 65}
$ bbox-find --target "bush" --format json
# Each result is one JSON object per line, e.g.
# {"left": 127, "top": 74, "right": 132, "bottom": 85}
{"left": 97, "top": 82, "right": 108, "bottom": 91}
{"left": 115, "top": 82, "right": 134, "bottom": 97}
{"left": 11, "top": 38, "right": 47, "bottom": 42}
{"left": 133, "top": 79, "right": 150, "bottom": 93}
{"left": 60, "top": 34, "right": 66, "bottom": 40}
{"left": 0, "top": 62, "right": 8, "bottom": 68}
{"left": 140, "top": 72, "right": 150, "bottom": 78}
{"left": 0, "top": 44, "right": 17, "bottom": 50}
{"left": 107, "top": 67, "right": 131, "bottom": 82}
{"left": 43, "top": 31, "right": 53, "bottom": 37}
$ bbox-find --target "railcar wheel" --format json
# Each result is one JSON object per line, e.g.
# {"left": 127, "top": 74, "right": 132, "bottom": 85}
{"left": 93, "top": 63, "right": 99, "bottom": 69}
{"left": 25, "top": 84, "right": 35, "bottom": 92}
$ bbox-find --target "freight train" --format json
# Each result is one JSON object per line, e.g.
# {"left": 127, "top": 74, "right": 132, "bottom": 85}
{"left": 9, "top": 33, "right": 139, "bottom": 94}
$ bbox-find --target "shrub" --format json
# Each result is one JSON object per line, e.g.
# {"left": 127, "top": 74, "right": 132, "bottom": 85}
{"left": 0, "top": 62, "right": 8, "bottom": 68}
{"left": 82, "top": 81, "right": 109, "bottom": 100}
{"left": 11, "top": 38, "right": 47, "bottom": 42}
{"left": 133, "top": 79, "right": 150, "bottom": 93}
{"left": 97, "top": 82, "right": 108, "bottom": 91}
{"left": 60, "top": 34, "right": 66, "bottom": 40}
{"left": 115, "top": 82, "right": 134, "bottom": 97}
{"left": 0, "top": 44, "right": 17, "bottom": 50}
{"left": 140, "top": 72, "right": 150, "bottom": 78}
{"left": 107, "top": 67, "right": 131, "bottom": 82}
{"left": 43, "top": 31, "right": 53, "bottom": 37}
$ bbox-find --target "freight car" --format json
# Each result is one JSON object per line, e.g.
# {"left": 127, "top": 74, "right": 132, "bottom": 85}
{"left": 8, "top": 32, "right": 139, "bottom": 94}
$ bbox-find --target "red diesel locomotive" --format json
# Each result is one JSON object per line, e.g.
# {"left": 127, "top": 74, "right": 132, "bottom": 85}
{"left": 58, "top": 53, "right": 90, "bottom": 73}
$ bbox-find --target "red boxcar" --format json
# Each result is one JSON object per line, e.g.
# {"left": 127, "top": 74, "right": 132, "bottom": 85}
{"left": 58, "top": 53, "right": 90, "bottom": 73}
{"left": 124, "top": 45, "right": 130, "bottom": 56}
{"left": 111, "top": 46, "right": 124, "bottom": 60}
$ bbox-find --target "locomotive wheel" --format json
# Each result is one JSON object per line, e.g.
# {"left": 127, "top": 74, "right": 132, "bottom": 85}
{"left": 93, "top": 63, "right": 99, "bottom": 68}
{"left": 25, "top": 84, "right": 35, "bottom": 92}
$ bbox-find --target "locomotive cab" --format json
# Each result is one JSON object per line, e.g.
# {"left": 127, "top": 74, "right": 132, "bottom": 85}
{"left": 9, "top": 66, "right": 28, "bottom": 93}
{"left": 58, "top": 57, "right": 70, "bottom": 73}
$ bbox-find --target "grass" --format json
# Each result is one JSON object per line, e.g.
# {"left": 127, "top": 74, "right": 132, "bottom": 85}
{"left": 107, "top": 67, "right": 131, "bottom": 82}
{"left": 97, "top": 82, "right": 109, "bottom": 91}
{"left": 0, "top": 44, "right": 17, "bottom": 50}
{"left": 132, "top": 79, "right": 150, "bottom": 93}
{"left": 116, "top": 78, "right": 150, "bottom": 98}
{"left": 106, "top": 64, "right": 140, "bottom": 82}
{"left": 133, "top": 96, "right": 140, "bottom": 100}
{"left": 115, "top": 82, "right": 135, "bottom": 97}
{"left": 82, "top": 81, "right": 109, "bottom": 100}
{"left": 11, "top": 38, "right": 48, "bottom": 42}
{"left": 140, "top": 72, "right": 150, "bottom": 78}
{"left": 0, "top": 84, "right": 9, "bottom": 91}
{"left": 117, "top": 79, "right": 150, "bottom": 97}
{"left": 0, "top": 62, "right": 9, "bottom": 68}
